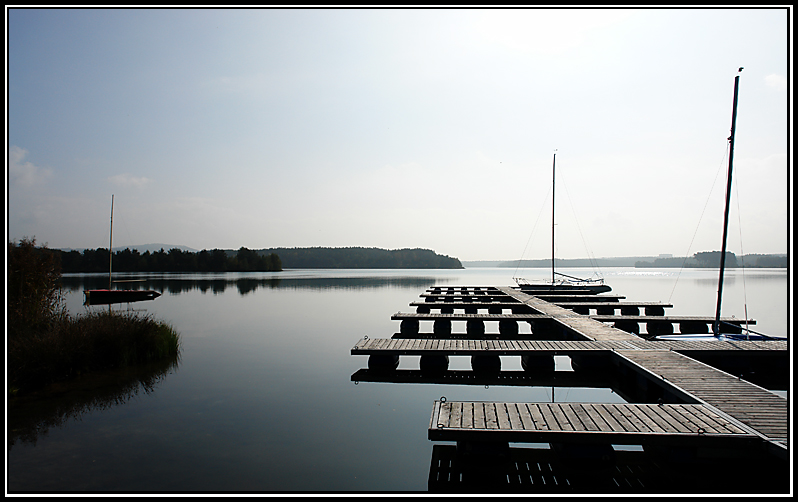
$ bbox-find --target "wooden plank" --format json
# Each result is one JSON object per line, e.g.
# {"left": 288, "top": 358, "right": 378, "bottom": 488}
{"left": 647, "top": 405, "right": 692, "bottom": 433}
{"left": 485, "top": 402, "right": 500, "bottom": 429}
{"left": 516, "top": 403, "right": 535, "bottom": 430}
{"left": 560, "top": 404, "right": 587, "bottom": 431}
{"left": 635, "top": 405, "right": 680, "bottom": 433}
{"left": 544, "top": 403, "right": 574, "bottom": 431}
{"left": 436, "top": 401, "right": 451, "bottom": 429}
{"left": 506, "top": 403, "right": 525, "bottom": 430}
{"left": 593, "top": 403, "right": 627, "bottom": 433}
{"left": 450, "top": 401, "right": 463, "bottom": 429}
{"left": 474, "top": 402, "right": 487, "bottom": 430}
{"left": 623, "top": 404, "right": 662, "bottom": 433}
{"left": 496, "top": 403, "right": 513, "bottom": 429}
{"left": 527, "top": 403, "right": 550, "bottom": 431}
{"left": 676, "top": 405, "right": 738, "bottom": 435}
{"left": 462, "top": 402, "right": 474, "bottom": 429}
{"left": 582, "top": 403, "right": 614, "bottom": 432}
{"left": 600, "top": 404, "right": 635, "bottom": 433}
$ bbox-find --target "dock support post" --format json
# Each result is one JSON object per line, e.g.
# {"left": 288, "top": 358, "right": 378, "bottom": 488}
{"left": 646, "top": 320, "right": 673, "bottom": 337}
{"left": 466, "top": 319, "right": 485, "bottom": 336}
{"left": 521, "top": 354, "right": 555, "bottom": 372}
{"left": 471, "top": 355, "right": 501, "bottom": 373}
{"left": 433, "top": 319, "right": 452, "bottom": 335}
{"left": 420, "top": 355, "right": 449, "bottom": 373}
{"left": 614, "top": 320, "right": 640, "bottom": 334}
{"left": 679, "top": 321, "right": 709, "bottom": 334}
{"left": 498, "top": 319, "right": 518, "bottom": 337}
{"left": 368, "top": 354, "right": 399, "bottom": 371}
{"left": 400, "top": 319, "right": 419, "bottom": 335}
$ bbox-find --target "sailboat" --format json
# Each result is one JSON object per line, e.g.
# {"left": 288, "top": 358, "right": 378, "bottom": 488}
{"left": 83, "top": 195, "right": 162, "bottom": 306}
{"left": 514, "top": 152, "right": 612, "bottom": 295}
{"left": 657, "top": 69, "right": 783, "bottom": 342}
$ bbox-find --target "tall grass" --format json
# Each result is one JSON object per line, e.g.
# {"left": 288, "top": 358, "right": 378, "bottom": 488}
{"left": 8, "top": 238, "right": 181, "bottom": 395}
{"left": 8, "top": 310, "right": 181, "bottom": 394}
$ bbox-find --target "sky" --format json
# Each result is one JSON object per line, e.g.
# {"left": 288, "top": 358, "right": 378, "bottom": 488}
{"left": 6, "top": 7, "right": 792, "bottom": 262}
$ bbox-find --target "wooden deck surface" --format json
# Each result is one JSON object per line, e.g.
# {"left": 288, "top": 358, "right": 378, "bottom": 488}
{"left": 351, "top": 337, "right": 787, "bottom": 355}
{"left": 617, "top": 350, "right": 789, "bottom": 442}
{"left": 428, "top": 401, "right": 759, "bottom": 447}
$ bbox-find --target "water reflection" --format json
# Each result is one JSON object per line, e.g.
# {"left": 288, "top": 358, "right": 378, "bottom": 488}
{"left": 59, "top": 273, "right": 442, "bottom": 296}
{"left": 8, "top": 357, "right": 180, "bottom": 450}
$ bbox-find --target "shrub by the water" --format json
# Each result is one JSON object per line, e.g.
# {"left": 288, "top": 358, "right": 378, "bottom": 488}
{"left": 8, "top": 238, "right": 181, "bottom": 395}
{"left": 8, "top": 237, "right": 66, "bottom": 336}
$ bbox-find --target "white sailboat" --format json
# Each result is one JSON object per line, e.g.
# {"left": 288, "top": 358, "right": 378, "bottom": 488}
{"left": 514, "top": 152, "right": 611, "bottom": 294}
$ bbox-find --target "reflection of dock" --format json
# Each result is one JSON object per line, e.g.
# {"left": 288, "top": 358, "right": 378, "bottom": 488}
{"left": 350, "top": 285, "right": 788, "bottom": 493}
{"left": 427, "top": 443, "right": 787, "bottom": 493}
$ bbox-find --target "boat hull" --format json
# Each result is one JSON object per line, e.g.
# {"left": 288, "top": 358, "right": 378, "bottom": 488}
{"left": 84, "top": 289, "right": 161, "bottom": 306}
{"left": 516, "top": 283, "right": 612, "bottom": 294}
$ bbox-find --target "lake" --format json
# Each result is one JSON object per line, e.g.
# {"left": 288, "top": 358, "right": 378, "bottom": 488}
{"left": 6, "top": 267, "right": 789, "bottom": 493}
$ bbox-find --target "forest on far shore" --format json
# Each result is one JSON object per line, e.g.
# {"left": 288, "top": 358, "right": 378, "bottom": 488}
{"left": 56, "top": 246, "right": 463, "bottom": 272}
{"left": 58, "top": 247, "right": 282, "bottom": 273}
{"left": 633, "top": 251, "right": 787, "bottom": 268}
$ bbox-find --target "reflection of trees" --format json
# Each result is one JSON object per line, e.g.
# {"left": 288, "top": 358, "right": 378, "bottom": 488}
{"left": 59, "top": 275, "right": 443, "bottom": 296}
{"left": 8, "top": 356, "right": 180, "bottom": 449}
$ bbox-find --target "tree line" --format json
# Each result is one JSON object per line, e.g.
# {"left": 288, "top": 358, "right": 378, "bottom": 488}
{"left": 58, "top": 247, "right": 282, "bottom": 273}
{"left": 635, "top": 251, "right": 787, "bottom": 268}
{"left": 257, "top": 247, "right": 464, "bottom": 269}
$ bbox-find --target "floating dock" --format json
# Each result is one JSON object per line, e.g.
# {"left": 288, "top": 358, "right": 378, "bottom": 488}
{"left": 350, "top": 284, "right": 789, "bottom": 493}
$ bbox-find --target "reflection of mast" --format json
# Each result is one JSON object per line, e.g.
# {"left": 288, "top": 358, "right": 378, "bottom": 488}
{"left": 109, "top": 194, "right": 114, "bottom": 290}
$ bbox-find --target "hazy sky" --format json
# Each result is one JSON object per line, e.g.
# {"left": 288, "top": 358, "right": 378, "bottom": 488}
{"left": 7, "top": 8, "right": 791, "bottom": 261}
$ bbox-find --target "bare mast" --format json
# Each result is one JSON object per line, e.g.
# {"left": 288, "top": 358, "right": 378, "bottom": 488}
{"left": 714, "top": 70, "right": 742, "bottom": 336}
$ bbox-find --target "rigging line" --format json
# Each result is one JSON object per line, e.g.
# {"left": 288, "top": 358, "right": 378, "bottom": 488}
{"left": 559, "top": 162, "right": 603, "bottom": 279}
{"left": 667, "top": 142, "right": 730, "bottom": 304}
{"left": 513, "top": 184, "right": 552, "bottom": 281}
{"left": 734, "top": 166, "right": 750, "bottom": 337}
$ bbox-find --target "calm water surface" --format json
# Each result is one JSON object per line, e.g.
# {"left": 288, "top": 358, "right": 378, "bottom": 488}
{"left": 7, "top": 267, "right": 789, "bottom": 492}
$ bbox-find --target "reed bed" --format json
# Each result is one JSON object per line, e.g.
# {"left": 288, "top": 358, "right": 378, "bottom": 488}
{"left": 8, "top": 310, "right": 181, "bottom": 394}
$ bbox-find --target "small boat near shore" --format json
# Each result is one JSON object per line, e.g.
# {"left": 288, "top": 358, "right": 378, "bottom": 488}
{"left": 83, "top": 195, "right": 161, "bottom": 306}
{"left": 84, "top": 288, "right": 161, "bottom": 305}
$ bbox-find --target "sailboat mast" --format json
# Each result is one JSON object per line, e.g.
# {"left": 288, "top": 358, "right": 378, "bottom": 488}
{"left": 551, "top": 152, "right": 556, "bottom": 284}
{"left": 714, "top": 72, "right": 741, "bottom": 336}
{"left": 109, "top": 194, "right": 114, "bottom": 290}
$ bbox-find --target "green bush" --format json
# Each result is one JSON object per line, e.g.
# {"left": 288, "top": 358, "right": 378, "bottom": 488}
{"left": 8, "top": 238, "right": 66, "bottom": 335}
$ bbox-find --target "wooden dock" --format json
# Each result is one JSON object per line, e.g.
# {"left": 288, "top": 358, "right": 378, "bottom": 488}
{"left": 350, "top": 283, "right": 788, "bottom": 492}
